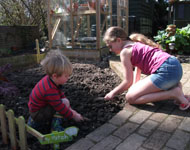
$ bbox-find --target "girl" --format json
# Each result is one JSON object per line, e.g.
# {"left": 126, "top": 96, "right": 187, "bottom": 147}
{"left": 103, "top": 26, "right": 190, "bottom": 110}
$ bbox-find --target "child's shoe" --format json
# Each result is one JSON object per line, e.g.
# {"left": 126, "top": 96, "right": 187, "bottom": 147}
{"left": 27, "top": 116, "right": 41, "bottom": 130}
{"left": 177, "top": 96, "right": 190, "bottom": 110}
{"left": 51, "top": 117, "right": 64, "bottom": 132}
{"left": 174, "top": 96, "right": 190, "bottom": 106}
{"left": 179, "top": 103, "right": 190, "bottom": 110}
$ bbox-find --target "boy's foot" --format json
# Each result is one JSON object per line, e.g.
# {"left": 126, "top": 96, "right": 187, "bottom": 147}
{"left": 27, "top": 116, "right": 41, "bottom": 130}
{"left": 27, "top": 116, "right": 51, "bottom": 133}
{"left": 51, "top": 117, "right": 64, "bottom": 132}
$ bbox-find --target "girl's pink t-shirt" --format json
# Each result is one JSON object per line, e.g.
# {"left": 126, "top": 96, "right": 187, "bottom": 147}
{"left": 129, "top": 42, "right": 170, "bottom": 75}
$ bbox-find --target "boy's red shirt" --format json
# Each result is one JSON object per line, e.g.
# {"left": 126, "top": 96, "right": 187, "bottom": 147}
{"left": 28, "top": 75, "right": 73, "bottom": 119}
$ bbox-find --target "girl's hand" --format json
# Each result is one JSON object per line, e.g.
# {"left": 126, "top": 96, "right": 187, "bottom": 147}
{"left": 104, "top": 91, "right": 115, "bottom": 100}
{"left": 72, "top": 110, "right": 84, "bottom": 122}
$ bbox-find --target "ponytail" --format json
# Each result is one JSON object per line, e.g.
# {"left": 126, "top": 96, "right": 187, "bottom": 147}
{"left": 129, "top": 33, "right": 162, "bottom": 49}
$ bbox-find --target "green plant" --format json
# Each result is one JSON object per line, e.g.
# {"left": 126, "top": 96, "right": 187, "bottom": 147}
{"left": 153, "top": 30, "right": 168, "bottom": 50}
{"left": 154, "top": 24, "right": 190, "bottom": 54}
{"left": 175, "top": 25, "right": 190, "bottom": 53}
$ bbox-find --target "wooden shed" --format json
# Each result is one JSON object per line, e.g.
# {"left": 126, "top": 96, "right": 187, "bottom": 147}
{"left": 168, "top": 0, "right": 190, "bottom": 28}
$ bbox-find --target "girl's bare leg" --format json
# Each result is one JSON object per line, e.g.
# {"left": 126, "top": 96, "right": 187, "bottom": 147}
{"left": 125, "top": 77, "right": 189, "bottom": 105}
{"left": 178, "top": 82, "right": 190, "bottom": 101}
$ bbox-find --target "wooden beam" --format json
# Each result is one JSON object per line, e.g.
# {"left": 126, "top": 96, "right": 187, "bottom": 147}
{"left": 36, "top": 39, "right": 40, "bottom": 64}
{"left": 72, "top": 9, "right": 96, "bottom": 15}
{"left": 47, "top": 0, "right": 52, "bottom": 48}
{"left": 109, "top": 0, "right": 112, "bottom": 26}
{"left": 96, "top": 0, "right": 101, "bottom": 50}
{"left": 64, "top": 21, "right": 67, "bottom": 37}
{"left": 125, "top": 0, "right": 129, "bottom": 36}
{"left": 100, "top": 16, "right": 107, "bottom": 35}
{"left": 74, "top": 16, "right": 83, "bottom": 41}
{"left": 51, "top": 18, "right": 61, "bottom": 40}
{"left": 70, "top": 0, "right": 74, "bottom": 48}
{"left": 117, "top": 0, "right": 121, "bottom": 27}
{"left": 87, "top": 15, "right": 91, "bottom": 36}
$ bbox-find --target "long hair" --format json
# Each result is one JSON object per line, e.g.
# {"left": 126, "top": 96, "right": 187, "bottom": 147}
{"left": 129, "top": 33, "right": 162, "bottom": 49}
{"left": 104, "top": 26, "right": 161, "bottom": 49}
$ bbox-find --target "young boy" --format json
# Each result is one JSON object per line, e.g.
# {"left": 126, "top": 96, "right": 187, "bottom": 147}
{"left": 27, "top": 50, "right": 84, "bottom": 132}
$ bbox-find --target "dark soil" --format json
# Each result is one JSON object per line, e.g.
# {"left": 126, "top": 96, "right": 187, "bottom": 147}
{"left": 0, "top": 60, "right": 125, "bottom": 150}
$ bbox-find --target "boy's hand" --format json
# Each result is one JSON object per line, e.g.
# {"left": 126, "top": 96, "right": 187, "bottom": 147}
{"left": 72, "top": 110, "right": 84, "bottom": 122}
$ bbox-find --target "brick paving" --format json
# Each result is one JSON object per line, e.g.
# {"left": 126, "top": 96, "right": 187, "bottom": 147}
{"left": 65, "top": 61, "right": 190, "bottom": 150}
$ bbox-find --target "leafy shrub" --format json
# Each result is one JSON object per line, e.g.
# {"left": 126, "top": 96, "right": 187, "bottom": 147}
{"left": 154, "top": 24, "right": 190, "bottom": 54}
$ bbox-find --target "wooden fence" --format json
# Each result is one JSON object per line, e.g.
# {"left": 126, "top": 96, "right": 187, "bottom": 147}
{"left": 0, "top": 104, "right": 79, "bottom": 150}
{"left": 0, "top": 104, "right": 45, "bottom": 150}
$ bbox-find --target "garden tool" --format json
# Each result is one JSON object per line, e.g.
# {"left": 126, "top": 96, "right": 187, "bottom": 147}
{"left": 83, "top": 116, "right": 91, "bottom": 121}
{"left": 94, "top": 96, "right": 105, "bottom": 101}
{"left": 39, "top": 126, "right": 79, "bottom": 150}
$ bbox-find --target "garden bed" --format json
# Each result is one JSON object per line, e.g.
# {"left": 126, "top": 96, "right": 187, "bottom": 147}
{"left": 0, "top": 59, "right": 125, "bottom": 149}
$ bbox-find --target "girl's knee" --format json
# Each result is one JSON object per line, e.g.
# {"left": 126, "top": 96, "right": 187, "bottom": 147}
{"left": 125, "top": 93, "right": 136, "bottom": 104}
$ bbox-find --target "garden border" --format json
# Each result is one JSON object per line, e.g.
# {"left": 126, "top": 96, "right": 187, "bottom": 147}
{"left": 0, "top": 104, "right": 79, "bottom": 150}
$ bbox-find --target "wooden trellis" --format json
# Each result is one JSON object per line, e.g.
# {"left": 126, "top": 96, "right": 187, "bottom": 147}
{"left": 47, "top": 0, "right": 129, "bottom": 60}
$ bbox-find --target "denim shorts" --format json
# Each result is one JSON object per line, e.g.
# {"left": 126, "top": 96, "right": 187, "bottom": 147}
{"left": 150, "top": 56, "right": 183, "bottom": 90}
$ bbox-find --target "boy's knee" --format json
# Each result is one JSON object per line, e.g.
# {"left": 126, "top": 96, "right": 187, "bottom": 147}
{"left": 61, "top": 98, "right": 70, "bottom": 107}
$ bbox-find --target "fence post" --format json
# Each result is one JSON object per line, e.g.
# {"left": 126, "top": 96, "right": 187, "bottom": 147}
{"left": 7, "top": 110, "right": 17, "bottom": 150}
{"left": 17, "top": 116, "right": 28, "bottom": 150}
{"left": 36, "top": 39, "right": 40, "bottom": 63}
{"left": 0, "top": 104, "right": 8, "bottom": 144}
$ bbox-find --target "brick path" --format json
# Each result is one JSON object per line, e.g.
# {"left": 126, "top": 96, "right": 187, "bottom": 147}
{"left": 65, "top": 61, "right": 190, "bottom": 150}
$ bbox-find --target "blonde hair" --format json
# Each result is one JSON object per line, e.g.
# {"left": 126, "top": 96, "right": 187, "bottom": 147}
{"left": 129, "top": 33, "right": 162, "bottom": 49}
{"left": 103, "top": 26, "right": 161, "bottom": 49}
{"left": 41, "top": 50, "right": 72, "bottom": 77}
